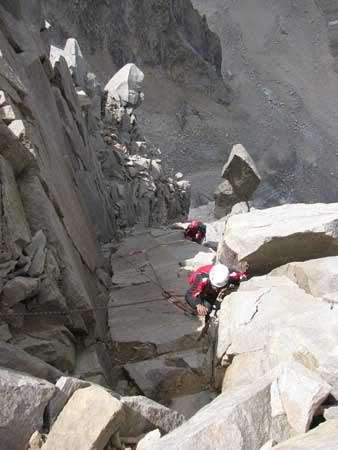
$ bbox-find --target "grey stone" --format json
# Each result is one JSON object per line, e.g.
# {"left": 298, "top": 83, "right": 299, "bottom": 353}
{"left": 1, "top": 276, "right": 39, "bottom": 307}
{"left": 8, "top": 118, "right": 26, "bottom": 139}
{"left": 15, "top": 326, "right": 76, "bottom": 372}
{"left": 49, "top": 45, "right": 64, "bottom": 67}
{"left": 216, "top": 272, "right": 338, "bottom": 402}
{"left": 28, "top": 431, "right": 44, "bottom": 450}
{"left": 124, "top": 350, "right": 208, "bottom": 405}
{"left": 63, "top": 38, "right": 87, "bottom": 88}
{"left": 323, "top": 405, "right": 338, "bottom": 420}
{"left": 0, "top": 89, "right": 6, "bottom": 106}
{"left": 53, "top": 56, "right": 84, "bottom": 130}
{"left": 170, "top": 391, "right": 216, "bottom": 419}
{"left": 0, "top": 155, "right": 31, "bottom": 258}
{"left": 137, "top": 429, "right": 161, "bottom": 450}
{"left": 41, "top": 385, "right": 124, "bottom": 450}
{"left": 271, "top": 256, "right": 338, "bottom": 300}
{"left": 204, "top": 219, "right": 226, "bottom": 249}
{"left": 0, "top": 121, "right": 34, "bottom": 175}
{"left": 140, "top": 369, "right": 290, "bottom": 450}
{"left": 0, "top": 323, "right": 12, "bottom": 341}
{"left": 276, "top": 362, "right": 331, "bottom": 433}
{"left": 0, "top": 43, "right": 27, "bottom": 98}
{"left": 25, "top": 230, "right": 47, "bottom": 277}
{"left": 0, "top": 341, "right": 63, "bottom": 382}
{"left": 76, "top": 88, "right": 91, "bottom": 109}
{"left": 222, "top": 144, "right": 261, "bottom": 200}
{"left": 0, "top": 368, "right": 55, "bottom": 450}
{"left": 271, "top": 419, "right": 338, "bottom": 449}
{"left": 259, "top": 440, "right": 277, "bottom": 450}
{"left": 222, "top": 203, "right": 338, "bottom": 274}
{"left": 105, "top": 63, "right": 144, "bottom": 108}
{"left": 120, "top": 396, "right": 186, "bottom": 437}
{"left": 47, "top": 376, "right": 91, "bottom": 425}
{"left": 0, "top": 103, "right": 19, "bottom": 123}
{"left": 75, "top": 344, "right": 115, "bottom": 387}
{"left": 214, "top": 180, "right": 238, "bottom": 219}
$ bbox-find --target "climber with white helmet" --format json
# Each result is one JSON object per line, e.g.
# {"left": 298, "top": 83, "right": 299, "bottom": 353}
{"left": 185, "top": 263, "right": 248, "bottom": 317}
{"left": 184, "top": 220, "right": 207, "bottom": 244}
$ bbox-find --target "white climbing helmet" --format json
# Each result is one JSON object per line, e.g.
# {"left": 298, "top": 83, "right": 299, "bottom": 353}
{"left": 209, "top": 264, "right": 230, "bottom": 288}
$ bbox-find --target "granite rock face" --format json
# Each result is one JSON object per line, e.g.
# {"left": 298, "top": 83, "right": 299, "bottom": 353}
{"left": 218, "top": 203, "right": 338, "bottom": 273}
{"left": 0, "top": 1, "right": 190, "bottom": 391}
{"left": 0, "top": 368, "right": 55, "bottom": 450}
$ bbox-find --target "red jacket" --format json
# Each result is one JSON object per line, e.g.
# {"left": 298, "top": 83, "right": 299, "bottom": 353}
{"left": 184, "top": 221, "right": 206, "bottom": 244}
{"left": 188, "top": 264, "right": 247, "bottom": 305}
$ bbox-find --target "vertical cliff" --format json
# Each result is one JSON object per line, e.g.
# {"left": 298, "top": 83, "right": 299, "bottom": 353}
{"left": 0, "top": 0, "right": 189, "bottom": 386}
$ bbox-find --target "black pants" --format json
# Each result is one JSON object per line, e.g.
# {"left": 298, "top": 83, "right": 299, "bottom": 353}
{"left": 185, "top": 289, "right": 214, "bottom": 315}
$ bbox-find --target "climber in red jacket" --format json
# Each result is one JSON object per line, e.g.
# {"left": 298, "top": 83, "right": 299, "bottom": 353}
{"left": 185, "top": 263, "right": 247, "bottom": 317}
{"left": 184, "top": 220, "right": 207, "bottom": 244}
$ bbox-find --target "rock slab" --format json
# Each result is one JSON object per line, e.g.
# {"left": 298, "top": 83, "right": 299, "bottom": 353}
{"left": 222, "top": 203, "right": 338, "bottom": 273}
{"left": 222, "top": 144, "right": 261, "bottom": 200}
{"left": 42, "top": 385, "right": 124, "bottom": 450}
{"left": 120, "top": 395, "right": 185, "bottom": 437}
{"left": 0, "top": 368, "right": 55, "bottom": 450}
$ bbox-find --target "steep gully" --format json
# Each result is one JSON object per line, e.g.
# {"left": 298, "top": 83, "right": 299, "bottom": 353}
{"left": 0, "top": 0, "right": 220, "bottom": 419}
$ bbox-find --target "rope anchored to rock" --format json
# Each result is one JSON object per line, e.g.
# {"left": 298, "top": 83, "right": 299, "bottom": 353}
{"left": 0, "top": 238, "right": 194, "bottom": 319}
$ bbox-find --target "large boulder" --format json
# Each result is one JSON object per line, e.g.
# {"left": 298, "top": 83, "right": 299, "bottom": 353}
{"left": 276, "top": 362, "right": 331, "bottom": 433}
{"left": 0, "top": 119, "right": 34, "bottom": 177}
{"left": 221, "top": 203, "right": 338, "bottom": 274}
{"left": 63, "top": 38, "right": 87, "bottom": 88}
{"left": 14, "top": 326, "right": 76, "bottom": 372}
{"left": 0, "top": 155, "right": 31, "bottom": 259}
{"left": 104, "top": 63, "right": 144, "bottom": 108}
{"left": 213, "top": 180, "right": 238, "bottom": 219}
{"left": 0, "top": 341, "right": 63, "bottom": 382}
{"left": 216, "top": 274, "right": 338, "bottom": 398}
{"left": 0, "top": 368, "right": 55, "bottom": 450}
{"left": 222, "top": 144, "right": 261, "bottom": 201}
{"left": 47, "top": 376, "right": 91, "bottom": 425}
{"left": 137, "top": 429, "right": 161, "bottom": 450}
{"left": 140, "top": 366, "right": 294, "bottom": 450}
{"left": 271, "top": 256, "right": 338, "bottom": 302}
{"left": 271, "top": 419, "right": 338, "bottom": 449}
{"left": 1, "top": 276, "right": 39, "bottom": 307}
{"left": 42, "top": 385, "right": 124, "bottom": 450}
{"left": 25, "top": 230, "right": 47, "bottom": 277}
{"left": 124, "top": 350, "right": 208, "bottom": 405}
{"left": 120, "top": 396, "right": 185, "bottom": 437}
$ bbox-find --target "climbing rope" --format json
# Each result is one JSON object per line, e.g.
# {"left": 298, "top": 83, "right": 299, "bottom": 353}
{"left": 0, "top": 297, "right": 173, "bottom": 318}
{"left": 0, "top": 235, "right": 195, "bottom": 319}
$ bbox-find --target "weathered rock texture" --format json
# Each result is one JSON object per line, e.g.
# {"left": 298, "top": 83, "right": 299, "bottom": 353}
{"left": 142, "top": 360, "right": 334, "bottom": 449}
{"left": 222, "top": 144, "right": 261, "bottom": 200}
{"left": 218, "top": 203, "right": 338, "bottom": 273}
{"left": 214, "top": 144, "right": 261, "bottom": 218}
{"left": 215, "top": 268, "right": 338, "bottom": 407}
{"left": 271, "top": 256, "right": 338, "bottom": 302}
{"left": 44, "top": 0, "right": 338, "bottom": 209}
{"left": 0, "top": 368, "right": 55, "bottom": 450}
{"left": 271, "top": 419, "right": 338, "bottom": 449}
{"left": 109, "top": 228, "right": 214, "bottom": 404}
{"left": 43, "top": 0, "right": 228, "bottom": 99}
{"left": 120, "top": 395, "right": 186, "bottom": 437}
{"left": 42, "top": 385, "right": 124, "bottom": 450}
{"left": 0, "top": 1, "right": 189, "bottom": 388}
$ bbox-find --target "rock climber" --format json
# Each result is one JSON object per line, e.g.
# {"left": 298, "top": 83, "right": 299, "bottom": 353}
{"left": 184, "top": 220, "right": 207, "bottom": 244}
{"left": 185, "top": 263, "right": 248, "bottom": 317}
